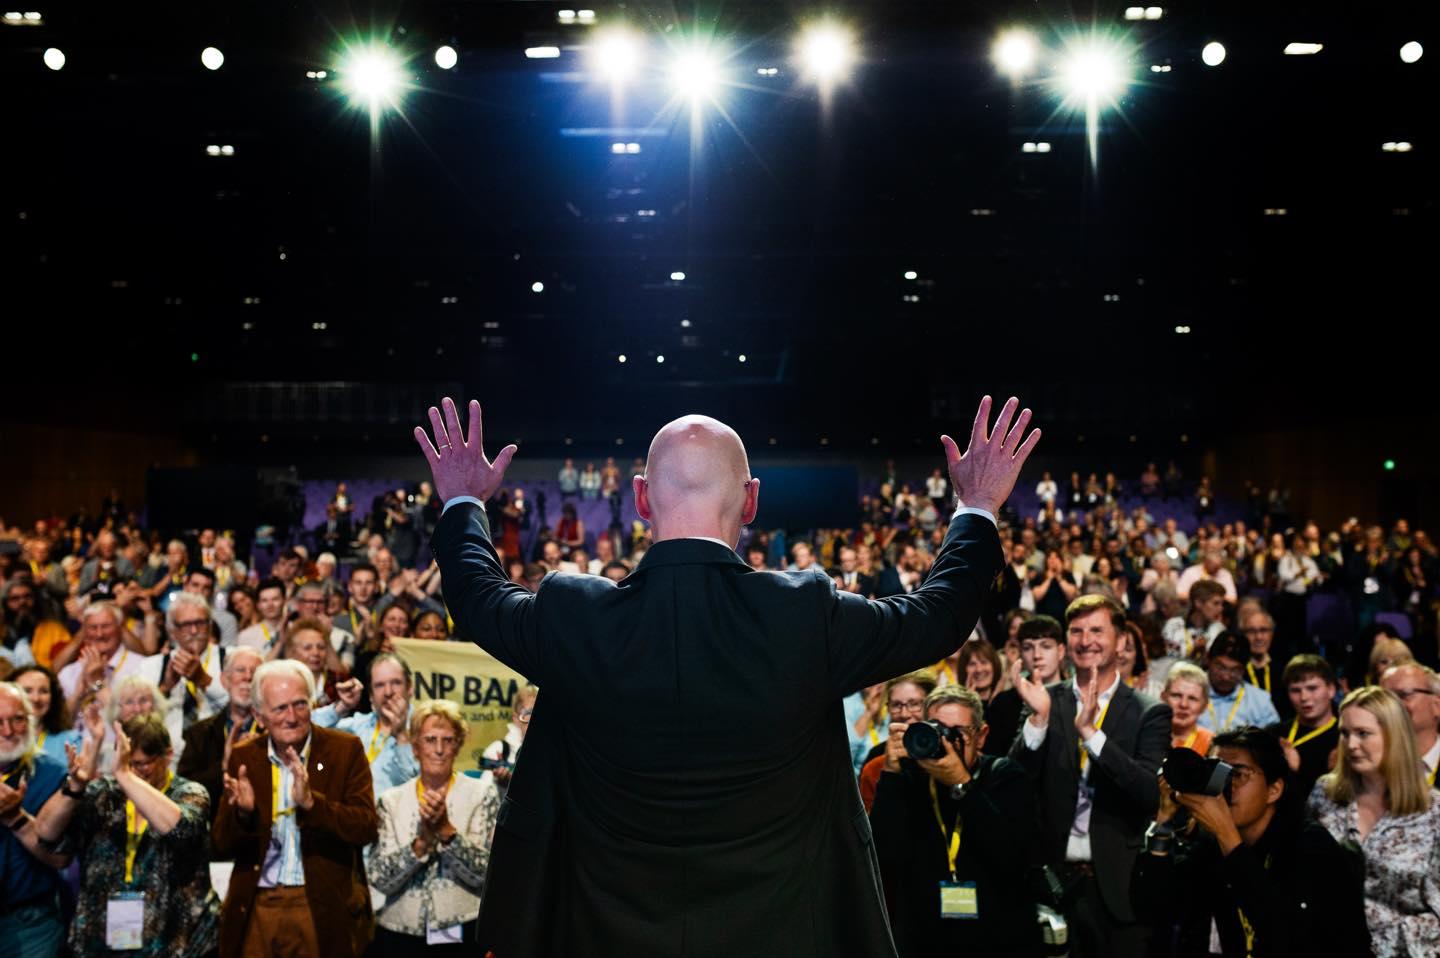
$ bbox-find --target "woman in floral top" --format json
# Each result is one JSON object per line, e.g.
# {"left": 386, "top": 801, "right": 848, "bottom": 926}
{"left": 1308, "top": 686, "right": 1440, "bottom": 957}
{"left": 33, "top": 710, "right": 220, "bottom": 957}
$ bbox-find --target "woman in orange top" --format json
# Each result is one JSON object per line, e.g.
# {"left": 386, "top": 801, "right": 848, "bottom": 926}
{"left": 1164, "top": 661, "right": 1214, "bottom": 755}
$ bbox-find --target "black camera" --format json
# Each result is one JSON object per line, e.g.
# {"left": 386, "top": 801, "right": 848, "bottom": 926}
{"left": 903, "top": 720, "right": 966, "bottom": 761}
{"left": 1160, "top": 747, "right": 1233, "bottom": 797}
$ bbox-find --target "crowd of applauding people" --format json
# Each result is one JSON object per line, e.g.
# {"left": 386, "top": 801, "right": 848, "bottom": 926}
{"left": 2, "top": 459, "right": 1438, "bottom": 957}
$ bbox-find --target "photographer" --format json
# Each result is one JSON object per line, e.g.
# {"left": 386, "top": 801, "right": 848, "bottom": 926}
{"left": 870, "top": 686, "right": 1042, "bottom": 958}
{"left": 1133, "top": 727, "right": 1370, "bottom": 957}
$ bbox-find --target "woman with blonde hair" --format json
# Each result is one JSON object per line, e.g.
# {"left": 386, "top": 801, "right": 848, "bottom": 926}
{"left": 1162, "top": 662, "right": 1213, "bottom": 756}
{"left": 1367, "top": 637, "right": 1414, "bottom": 686}
{"left": 1307, "top": 686, "right": 1440, "bottom": 956}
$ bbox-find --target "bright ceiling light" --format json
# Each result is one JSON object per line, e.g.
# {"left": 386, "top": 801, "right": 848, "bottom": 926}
{"left": 525, "top": 46, "right": 561, "bottom": 59}
{"left": 434, "top": 45, "right": 458, "bottom": 70}
{"left": 201, "top": 47, "right": 224, "bottom": 70}
{"left": 42, "top": 46, "right": 64, "bottom": 70}
{"left": 1059, "top": 42, "right": 1128, "bottom": 102}
{"left": 1201, "top": 42, "right": 1226, "bottom": 66}
{"left": 590, "top": 29, "right": 641, "bottom": 82}
{"left": 670, "top": 46, "right": 722, "bottom": 100}
{"left": 1400, "top": 41, "right": 1423, "bottom": 64}
{"left": 796, "top": 22, "right": 856, "bottom": 85}
{"left": 670, "top": 271, "right": 686, "bottom": 281}
{"left": 339, "top": 46, "right": 406, "bottom": 110}
{"left": 992, "top": 30, "right": 1037, "bottom": 77}
{"left": 1283, "top": 42, "right": 1324, "bottom": 55}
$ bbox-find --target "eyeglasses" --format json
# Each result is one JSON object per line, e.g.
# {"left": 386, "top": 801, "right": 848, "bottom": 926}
{"left": 129, "top": 753, "right": 166, "bottom": 773}
{"left": 888, "top": 699, "right": 926, "bottom": 714}
{"left": 1390, "top": 687, "right": 1435, "bottom": 702}
{"left": 172, "top": 619, "right": 209, "bottom": 631}
{"left": 1228, "top": 763, "right": 1259, "bottom": 786}
{"left": 1209, "top": 660, "right": 1245, "bottom": 678}
{"left": 0, "top": 714, "right": 30, "bottom": 730}
{"left": 419, "top": 735, "right": 459, "bottom": 750}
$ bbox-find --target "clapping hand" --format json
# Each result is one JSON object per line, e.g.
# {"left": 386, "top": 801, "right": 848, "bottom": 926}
{"left": 281, "top": 746, "right": 312, "bottom": 810}
{"left": 0, "top": 778, "right": 26, "bottom": 822}
{"left": 940, "top": 396, "right": 1041, "bottom": 517}
{"left": 413, "top": 398, "right": 518, "bottom": 505}
{"left": 1075, "top": 670, "right": 1101, "bottom": 741}
{"left": 1011, "top": 658, "right": 1052, "bottom": 729}
{"left": 333, "top": 677, "right": 363, "bottom": 716}
{"left": 79, "top": 645, "right": 107, "bottom": 687}
{"left": 222, "top": 764, "right": 256, "bottom": 814}
{"left": 112, "top": 721, "right": 133, "bottom": 778}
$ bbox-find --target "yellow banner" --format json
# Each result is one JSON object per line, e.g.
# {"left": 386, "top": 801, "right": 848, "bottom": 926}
{"left": 391, "top": 637, "right": 528, "bottom": 773}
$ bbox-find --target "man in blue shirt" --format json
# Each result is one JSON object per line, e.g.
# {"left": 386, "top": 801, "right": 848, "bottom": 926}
{"left": 1196, "top": 631, "right": 1280, "bottom": 734}
{"left": 0, "top": 681, "right": 69, "bottom": 958}
{"left": 314, "top": 653, "right": 418, "bottom": 795}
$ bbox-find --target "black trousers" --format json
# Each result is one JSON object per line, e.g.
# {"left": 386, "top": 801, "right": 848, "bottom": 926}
{"left": 1062, "top": 868, "right": 1151, "bottom": 958}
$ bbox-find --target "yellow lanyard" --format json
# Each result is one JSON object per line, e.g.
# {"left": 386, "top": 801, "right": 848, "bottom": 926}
{"left": 270, "top": 741, "right": 310, "bottom": 821}
{"left": 366, "top": 723, "right": 389, "bottom": 763}
{"left": 1429, "top": 763, "right": 1437, "bottom": 788}
{"left": 416, "top": 773, "right": 457, "bottom": 803}
{"left": 349, "top": 609, "right": 359, "bottom": 636}
{"left": 935, "top": 662, "right": 955, "bottom": 686}
{"left": 184, "top": 645, "right": 217, "bottom": 703}
{"left": 125, "top": 771, "right": 174, "bottom": 884}
{"left": 866, "top": 706, "right": 888, "bottom": 747}
{"left": 1180, "top": 730, "right": 1198, "bottom": 750}
{"left": 1247, "top": 662, "right": 1270, "bottom": 693}
{"left": 1, "top": 755, "right": 32, "bottom": 787}
{"left": 260, "top": 623, "right": 272, "bottom": 651}
{"left": 113, "top": 648, "right": 129, "bottom": 676}
{"left": 1078, "top": 698, "right": 1112, "bottom": 772}
{"left": 1238, "top": 906, "right": 1256, "bottom": 957}
{"left": 1287, "top": 715, "right": 1336, "bottom": 748}
{"left": 1208, "top": 686, "right": 1245, "bottom": 732}
{"left": 36, "top": 731, "right": 47, "bottom": 752}
{"left": 927, "top": 778, "right": 963, "bottom": 879}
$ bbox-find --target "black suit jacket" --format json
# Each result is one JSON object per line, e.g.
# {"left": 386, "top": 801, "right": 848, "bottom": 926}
{"left": 432, "top": 502, "right": 1002, "bottom": 957}
{"left": 1009, "top": 680, "right": 1169, "bottom": 923}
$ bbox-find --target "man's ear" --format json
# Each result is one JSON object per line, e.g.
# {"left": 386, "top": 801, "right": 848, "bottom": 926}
{"left": 740, "top": 478, "right": 760, "bottom": 526}
{"left": 633, "top": 476, "right": 651, "bottom": 522}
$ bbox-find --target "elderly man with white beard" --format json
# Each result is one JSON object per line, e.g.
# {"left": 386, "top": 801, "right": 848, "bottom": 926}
{"left": 0, "top": 681, "right": 70, "bottom": 957}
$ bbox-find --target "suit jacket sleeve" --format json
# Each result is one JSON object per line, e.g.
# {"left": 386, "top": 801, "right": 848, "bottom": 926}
{"left": 825, "top": 512, "right": 1001, "bottom": 696}
{"left": 431, "top": 502, "right": 543, "bottom": 681}
{"left": 1092, "top": 698, "right": 1169, "bottom": 816}
{"left": 298, "top": 734, "right": 379, "bottom": 847}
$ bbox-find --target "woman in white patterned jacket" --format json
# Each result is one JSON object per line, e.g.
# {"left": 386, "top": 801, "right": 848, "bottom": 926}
{"left": 368, "top": 699, "right": 500, "bottom": 956}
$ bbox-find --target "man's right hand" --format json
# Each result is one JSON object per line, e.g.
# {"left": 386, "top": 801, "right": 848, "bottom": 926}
{"left": 1011, "top": 659, "right": 1052, "bottom": 729}
{"left": 941, "top": 396, "right": 1041, "bottom": 517}
{"left": 223, "top": 765, "right": 256, "bottom": 814}
{"left": 883, "top": 721, "right": 910, "bottom": 773}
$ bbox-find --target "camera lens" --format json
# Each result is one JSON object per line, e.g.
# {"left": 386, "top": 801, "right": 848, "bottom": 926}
{"left": 902, "top": 720, "right": 946, "bottom": 762}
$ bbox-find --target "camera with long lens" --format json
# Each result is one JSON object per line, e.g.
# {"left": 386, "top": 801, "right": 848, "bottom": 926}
{"left": 903, "top": 720, "right": 966, "bottom": 761}
{"left": 1160, "top": 747, "right": 1233, "bottom": 797}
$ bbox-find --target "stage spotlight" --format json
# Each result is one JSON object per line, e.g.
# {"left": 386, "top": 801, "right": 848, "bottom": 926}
{"left": 590, "top": 29, "right": 641, "bottom": 82}
{"left": 201, "top": 47, "right": 224, "bottom": 71}
{"left": 1381, "top": 141, "right": 1413, "bottom": 152}
{"left": 992, "top": 30, "right": 1037, "bottom": 77}
{"left": 435, "top": 45, "right": 458, "bottom": 70}
{"left": 670, "top": 46, "right": 722, "bottom": 100}
{"left": 1283, "top": 42, "right": 1323, "bottom": 56}
{"left": 903, "top": 270, "right": 918, "bottom": 280}
{"left": 43, "top": 46, "right": 64, "bottom": 70}
{"left": 1201, "top": 41, "right": 1226, "bottom": 66}
{"left": 1400, "top": 42, "right": 1423, "bottom": 64}
{"left": 525, "top": 46, "right": 561, "bottom": 59}
{"left": 796, "top": 22, "right": 856, "bottom": 86}
{"left": 1059, "top": 42, "right": 1128, "bottom": 102}
{"left": 339, "top": 45, "right": 406, "bottom": 110}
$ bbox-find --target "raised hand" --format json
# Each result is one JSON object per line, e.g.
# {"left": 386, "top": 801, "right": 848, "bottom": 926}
{"left": 940, "top": 396, "right": 1041, "bottom": 517}
{"left": 80, "top": 645, "right": 107, "bottom": 687}
{"left": 333, "top": 677, "right": 363, "bottom": 716}
{"left": 1011, "top": 658, "right": 1053, "bottom": 729}
{"left": 112, "top": 721, "right": 133, "bottom": 777}
{"left": 413, "top": 397, "right": 518, "bottom": 505}
{"left": 223, "top": 764, "right": 256, "bottom": 813}
{"left": 282, "top": 746, "right": 313, "bottom": 810}
{"left": 1075, "top": 670, "right": 1101, "bottom": 741}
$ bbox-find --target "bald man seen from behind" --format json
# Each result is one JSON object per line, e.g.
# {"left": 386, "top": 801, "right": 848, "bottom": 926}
{"left": 417, "top": 396, "right": 1040, "bottom": 958}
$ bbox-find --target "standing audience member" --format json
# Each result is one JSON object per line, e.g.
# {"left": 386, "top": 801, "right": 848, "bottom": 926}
{"left": 0, "top": 682, "right": 69, "bottom": 956}
{"left": 315, "top": 653, "right": 419, "bottom": 796}
{"left": 480, "top": 684, "right": 537, "bottom": 795}
{"left": 985, "top": 616, "right": 1065, "bottom": 758}
{"left": 1271, "top": 654, "right": 1341, "bottom": 801}
{"left": 1308, "top": 686, "right": 1440, "bottom": 957}
{"left": 1163, "top": 662, "right": 1213, "bottom": 756}
{"left": 177, "top": 646, "right": 265, "bottom": 818}
{"left": 1379, "top": 662, "right": 1440, "bottom": 787}
{"left": 858, "top": 670, "right": 939, "bottom": 810}
{"left": 368, "top": 701, "right": 500, "bottom": 956}
{"left": 1197, "top": 631, "right": 1280, "bottom": 734}
{"left": 10, "top": 665, "right": 81, "bottom": 764}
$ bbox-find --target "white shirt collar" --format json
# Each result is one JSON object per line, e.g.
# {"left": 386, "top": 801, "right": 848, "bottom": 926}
{"left": 682, "top": 536, "right": 735, "bottom": 548}
{"left": 1072, "top": 671, "right": 1123, "bottom": 705}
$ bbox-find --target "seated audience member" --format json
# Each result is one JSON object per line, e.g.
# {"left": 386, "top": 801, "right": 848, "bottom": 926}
{"left": 1308, "top": 687, "right": 1440, "bottom": 957}
{"left": 481, "top": 684, "right": 538, "bottom": 794}
{"left": 956, "top": 638, "right": 1003, "bottom": 705}
{"left": 1134, "top": 727, "right": 1370, "bottom": 956}
{"left": 1009, "top": 595, "right": 1170, "bottom": 958}
{"left": 182, "top": 567, "right": 240, "bottom": 647}
{"left": 315, "top": 653, "right": 418, "bottom": 795}
{"left": 368, "top": 700, "right": 500, "bottom": 956}
{"left": 1029, "top": 550, "right": 1078, "bottom": 622}
{"left": 1379, "top": 662, "right": 1440, "bottom": 787}
{"left": 235, "top": 579, "right": 288, "bottom": 657}
{"left": 858, "top": 670, "right": 941, "bottom": 810}
{"left": 284, "top": 618, "right": 349, "bottom": 708}
{"left": 292, "top": 582, "right": 357, "bottom": 671}
{"left": 1164, "top": 662, "right": 1213, "bottom": 756}
{"left": 1367, "top": 636, "right": 1414, "bottom": 686}
{"left": 32, "top": 712, "right": 220, "bottom": 957}
{"left": 1238, "top": 608, "right": 1286, "bottom": 719}
{"left": 177, "top": 646, "right": 265, "bottom": 818}
{"left": 1197, "top": 631, "right": 1280, "bottom": 734}
{"left": 1160, "top": 579, "right": 1228, "bottom": 666}
{"left": 59, "top": 602, "right": 157, "bottom": 718}
{"left": 213, "top": 658, "right": 380, "bottom": 958}
{"left": 0, "top": 681, "right": 69, "bottom": 954}
{"left": 984, "top": 616, "right": 1066, "bottom": 758}
{"left": 1176, "top": 547, "right": 1238, "bottom": 604}
{"left": 411, "top": 610, "right": 449, "bottom": 641}
{"left": 1270, "top": 655, "right": 1340, "bottom": 800}
{"left": 10, "top": 665, "right": 81, "bottom": 763}
{"left": 871, "top": 686, "right": 1042, "bottom": 958}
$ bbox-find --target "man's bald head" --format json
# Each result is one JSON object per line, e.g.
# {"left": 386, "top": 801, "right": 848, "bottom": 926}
{"left": 634, "top": 415, "right": 759, "bottom": 546}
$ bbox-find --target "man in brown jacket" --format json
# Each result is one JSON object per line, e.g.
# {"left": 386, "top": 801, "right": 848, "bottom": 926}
{"left": 213, "top": 658, "right": 379, "bottom": 958}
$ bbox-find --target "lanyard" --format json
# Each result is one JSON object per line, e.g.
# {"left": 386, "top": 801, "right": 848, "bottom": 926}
{"left": 1208, "top": 687, "right": 1245, "bottom": 732}
{"left": 1429, "top": 763, "right": 1437, "bottom": 788}
{"left": 1287, "top": 715, "right": 1336, "bottom": 748}
{"left": 1179, "top": 730, "right": 1198, "bottom": 750}
{"left": 927, "top": 778, "right": 963, "bottom": 879}
{"left": 260, "top": 623, "right": 272, "bottom": 652}
{"left": 935, "top": 661, "right": 955, "bottom": 686}
{"left": 416, "top": 772, "right": 457, "bottom": 803}
{"left": 1, "top": 755, "right": 32, "bottom": 788}
{"left": 36, "top": 730, "right": 46, "bottom": 751}
{"left": 349, "top": 609, "right": 359, "bottom": 636}
{"left": 866, "top": 706, "right": 888, "bottom": 746}
{"left": 270, "top": 741, "right": 310, "bottom": 822}
{"left": 1247, "top": 662, "right": 1270, "bottom": 693}
{"left": 1078, "top": 698, "right": 1112, "bottom": 772}
{"left": 125, "top": 771, "right": 174, "bottom": 884}
{"left": 113, "top": 648, "right": 129, "bottom": 676}
{"left": 367, "top": 722, "right": 389, "bottom": 763}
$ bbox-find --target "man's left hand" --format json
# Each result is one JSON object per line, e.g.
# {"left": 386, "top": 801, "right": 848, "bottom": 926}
{"left": 413, "top": 398, "right": 517, "bottom": 505}
{"left": 1173, "top": 790, "right": 1243, "bottom": 854}
{"left": 282, "top": 746, "right": 313, "bottom": 811}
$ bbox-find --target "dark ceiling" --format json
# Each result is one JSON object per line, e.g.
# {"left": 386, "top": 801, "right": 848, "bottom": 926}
{"left": 2, "top": 1, "right": 1434, "bottom": 455}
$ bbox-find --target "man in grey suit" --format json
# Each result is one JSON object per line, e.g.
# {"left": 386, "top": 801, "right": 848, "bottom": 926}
{"left": 414, "top": 395, "right": 1040, "bottom": 957}
{"left": 1009, "top": 593, "right": 1171, "bottom": 958}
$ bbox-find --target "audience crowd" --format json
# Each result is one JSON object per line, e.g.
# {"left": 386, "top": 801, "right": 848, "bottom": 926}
{"left": 1, "top": 459, "right": 1437, "bottom": 957}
